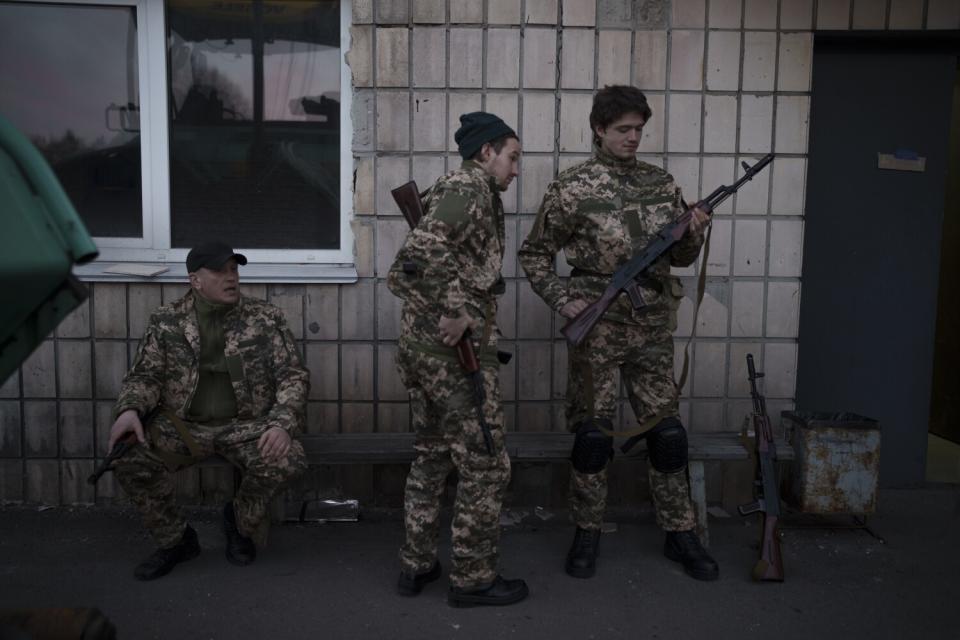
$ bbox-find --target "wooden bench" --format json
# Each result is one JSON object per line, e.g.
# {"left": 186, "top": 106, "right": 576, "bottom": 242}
{"left": 295, "top": 431, "right": 794, "bottom": 547}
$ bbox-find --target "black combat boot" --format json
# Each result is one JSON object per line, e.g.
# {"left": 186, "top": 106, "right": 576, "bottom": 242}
{"left": 223, "top": 501, "right": 257, "bottom": 566}
{"left": 397, "top": 561, "right": 442, "bottom": 596}
{"left": 664, "top": 529, "right": 719, "bottom": 581}
{"left": 565, "top": 527, "right": 601, "bottom": 578}
{"left": 133, "top": 525, "right": 200, "bottom": 581}
{"left": 448, "top": 575, "right": 529, "bottom": 608}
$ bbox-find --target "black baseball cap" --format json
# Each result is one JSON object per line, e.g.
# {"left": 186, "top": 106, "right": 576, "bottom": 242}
{"left": 186, "top": 242, "right": 248, "bottom": 273}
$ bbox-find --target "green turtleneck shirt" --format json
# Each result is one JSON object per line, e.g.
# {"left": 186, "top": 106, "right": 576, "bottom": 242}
{"left": 187, "top": 294, "right": 238, "bottom": 423}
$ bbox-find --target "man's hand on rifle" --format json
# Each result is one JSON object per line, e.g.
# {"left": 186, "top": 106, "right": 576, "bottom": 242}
{"left": 687, "top": 203, "right": 711, "bottom": 235}
{"left": 108, "top": 409, "right": 145, "bottom": 450}
{"left": 438, "top": 309, "right": 473, "bottom": 346}
{"left": 560, "top": 298, "right": 589, "bottom": 319}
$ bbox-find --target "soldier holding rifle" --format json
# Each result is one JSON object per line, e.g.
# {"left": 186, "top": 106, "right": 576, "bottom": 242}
{"left": 387, "top": 112, "right": 528, "bottom": 607}
{"left": 519, "top": 86, "right": 719, "bottom": 581}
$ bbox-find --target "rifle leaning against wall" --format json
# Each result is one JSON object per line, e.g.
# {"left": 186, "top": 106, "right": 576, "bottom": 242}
{"left": 561, "top": 153, "right": 774, "bottom": 347}
{"left": 737, "top": 354, "right": 785, "bottom": 582}
{"left": 391, "top": 181, "right": 495, "bottom": 456}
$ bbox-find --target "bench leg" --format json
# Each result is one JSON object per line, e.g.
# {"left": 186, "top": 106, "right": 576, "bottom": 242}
{"left": 688, "top": 461, "right": 709, "bottom": 548}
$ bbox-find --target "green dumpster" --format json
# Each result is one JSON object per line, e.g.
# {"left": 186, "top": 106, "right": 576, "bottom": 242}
{"left": 0, "top": 112, "right": 98, "bottom": 384}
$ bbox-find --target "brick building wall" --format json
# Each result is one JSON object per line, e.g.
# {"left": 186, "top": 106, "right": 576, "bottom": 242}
{"left": 1, "top": 0, "right": 958, "bottom": 506}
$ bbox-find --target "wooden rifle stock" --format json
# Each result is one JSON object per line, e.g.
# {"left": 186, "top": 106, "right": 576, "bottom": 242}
{"left": 390, "top": 181, "right": 494, "bottom": 455}
{"left": 560, "top": 153, "right": 774, "bottom": 346}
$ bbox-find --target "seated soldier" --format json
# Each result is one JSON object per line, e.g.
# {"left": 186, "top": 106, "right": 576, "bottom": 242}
{"left": 107, "top": 242, "right": 309, "bottom": 580}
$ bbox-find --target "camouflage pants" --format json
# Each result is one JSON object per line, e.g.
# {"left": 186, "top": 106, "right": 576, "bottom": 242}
{"left": 115, "top": 413, "right": 307, "bottom": 548}
{"left": 567, "top": 321, "right": 695, "bottom": 532}
{"left": 396, "top": 345, "right": 511, "bottom": 589}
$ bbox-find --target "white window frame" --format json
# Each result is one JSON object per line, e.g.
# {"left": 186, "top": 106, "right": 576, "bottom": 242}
{"left": 23, "top": 0, "right": 356, "bottom": 282}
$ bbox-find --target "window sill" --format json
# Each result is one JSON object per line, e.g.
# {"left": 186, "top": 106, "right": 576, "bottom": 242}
{"left": 74, "top": 261, "right": 358, "bottom": 284}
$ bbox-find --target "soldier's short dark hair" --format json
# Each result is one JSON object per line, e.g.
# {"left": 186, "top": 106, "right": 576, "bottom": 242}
{"left": 590, "top": 85, "right": 652, "bottom": 144}
{"left": 469, "top": 133, "right": 519, "bottom": 162}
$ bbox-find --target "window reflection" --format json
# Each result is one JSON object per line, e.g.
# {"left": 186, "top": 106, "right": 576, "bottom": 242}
{"left": 0, "top": 2, "right": 143, "bottom": 238}
{"left": 167, "top": 0, "right": 341, "bottom": 250}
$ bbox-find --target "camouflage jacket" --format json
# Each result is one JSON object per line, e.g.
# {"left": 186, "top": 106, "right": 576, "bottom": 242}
{"left": 518, "top": 146, "right": 704, "bottom": 327}
{"left": 387, "top": 160, "right": 505, "bottom": 354}
{"left": 114, "top": 291, "right": 309, "bottom": 434}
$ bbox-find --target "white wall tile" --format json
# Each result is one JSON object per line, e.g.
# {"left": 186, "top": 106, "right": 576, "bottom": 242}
{"left": 889, "top": 0, "right": 923, "bottom": 29}
{"left": 733, "top": 219, "right": 767, "bottom": 276}
{"left": 489, "top": 0, "right": 522, "bottom": 24}
{"left": 767, "top": 281, "right": 800, "bottom": 338}
{"left": 731, "top": 281, "right": 765, "bottom": 337}
{"left": 709, "top": 0, "right": 742, "bottom": 28}
{"left": 522, "top": 93, "right": 557, "bottom": 152}
{"left": 376, "top": 28, "right": 409, "bottom": 87}
{"left": 769, "top": 220, "right": 805, "bottom": 277}
{"left": 667, "top": 93, "right": 703, "bottom": 153}
{"left": 412, "top": 92, "right": 445, "bottom": 150}
{"left": 523, "top": 28, "right": 558, "bottom": 89}
{"left": 703, "top": 94, "right": 738, "bottom": 154}
{"left": 742, "top": 31, "right": 776, "bottom": 92}
{"left": 672, "top": 0, "right": 706, "bottom": 28}
{"left": 927, "top": 0, "right": 960, "bottom": 29}
{"left": 669, "top": 31, "right": 705, "bottom": 91}
{"left": 781, "top": 0, "right": 814, "bottom": 28}
{"left": 561, "top": 29, "right": 595, "bottom": 89}
{"left": 744, "top": 0, "right": 778, "bottom": 28}
{"left": 559, "top": 93, "right": 594, "bottom": 152}
{"left": 693, "top": 342, "right": 727, "bottom": 397}
{"left": 775, "top": 96, "right": 810, "bottom": 154}
{"left": 777, "top": 32, "right": 813, "bottom": 92}
{"left": 706, "top": 31, "right": 741, "bottom": 91}
{"left": 411, "top": 27, "right": 445, "bottom": 87}
{"left": 449, "top": 28, "right": 483, "bottom": 87}
{"left": 487, "top": 29, "right": 521, "bottom": 88}
{"left": 633, "top": 31, "right": 667, "bottom": 91}
{"left": 817, "top": 0, "right": 851, "bottom": 29}
{"left": 597, "top": 30, "right": 632, "bottom": 87}
{"left": 739, "top": 95, "right": 773, "bottom": 154}
{"left": 764, "top": 342, "right": 797, "bottom": 397}
{"left": 852, "top": 0, "right": 886, "bottom": 29}
{"left": 562, "top": 0, "right": 596, "bottom": 25}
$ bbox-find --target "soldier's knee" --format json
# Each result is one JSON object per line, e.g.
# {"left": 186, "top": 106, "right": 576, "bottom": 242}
{"left": 646, "top": 417, "right": 688, "bottom": 473}
{"left": 570, "top": 418, "right": 614, "bottom": 474}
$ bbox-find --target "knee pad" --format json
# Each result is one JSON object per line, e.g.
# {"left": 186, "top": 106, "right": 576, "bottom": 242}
{"left": 646, "top": 417, "right": 688, "bottom": 473}
{"left": 570, "top": 418, "right": 614, "bottom": 474}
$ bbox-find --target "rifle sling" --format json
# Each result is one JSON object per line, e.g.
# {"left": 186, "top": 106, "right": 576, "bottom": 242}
{"left": 148, "top": 408, "right": 206, "bottom": 471}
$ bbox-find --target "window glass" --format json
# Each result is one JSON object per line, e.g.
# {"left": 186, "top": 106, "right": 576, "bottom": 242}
{"left": 166, "top": 0, "right": 341, "bottom": 250}
{"left": 0, "top": 1, "right": 143, "bottom": 238}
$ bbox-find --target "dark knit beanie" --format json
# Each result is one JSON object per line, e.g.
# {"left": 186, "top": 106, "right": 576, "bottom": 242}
{"left": 454, "top": 111, "right": 517, "bottom": 160}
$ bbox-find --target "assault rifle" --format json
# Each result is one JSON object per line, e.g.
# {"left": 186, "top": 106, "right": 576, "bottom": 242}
{"left": 738, "top": 354, "right": 785, "bottom": 582}
{"left": 391, "top": 181, "right": 495, "bottom": 456}
{"left": 88, "top": 406, "right": 159, "bottom": 485}
{"left": 561, "top": 153, "right": 774, "bottom": 347}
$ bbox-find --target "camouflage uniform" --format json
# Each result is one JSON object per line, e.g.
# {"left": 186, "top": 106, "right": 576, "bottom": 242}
{"left": 518, "top": 145, "right": 704, "bottom": 532}
{"left": 388, "top": 160, "right": 510, "bottom": 589}
{"left": 113, "top": 291, "right": 308, "bottom": 548}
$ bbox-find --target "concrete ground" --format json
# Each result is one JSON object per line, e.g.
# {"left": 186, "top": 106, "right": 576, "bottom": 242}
{"left": 1, "top": 486, "right": 958, "bottom": 640}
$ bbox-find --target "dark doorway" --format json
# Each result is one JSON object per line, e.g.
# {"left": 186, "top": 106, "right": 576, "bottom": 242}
{"left": 797, "top": 33, "right": 960, "bottom": 487}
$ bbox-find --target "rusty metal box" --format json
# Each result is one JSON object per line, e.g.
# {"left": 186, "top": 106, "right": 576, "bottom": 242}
{"left": 781, "top": 411, "right": 881, "bottom": 514}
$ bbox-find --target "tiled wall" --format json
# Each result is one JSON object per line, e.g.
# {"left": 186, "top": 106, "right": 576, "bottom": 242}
{"left": 1, "top": 0, "right": 958, "bottom": 505}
